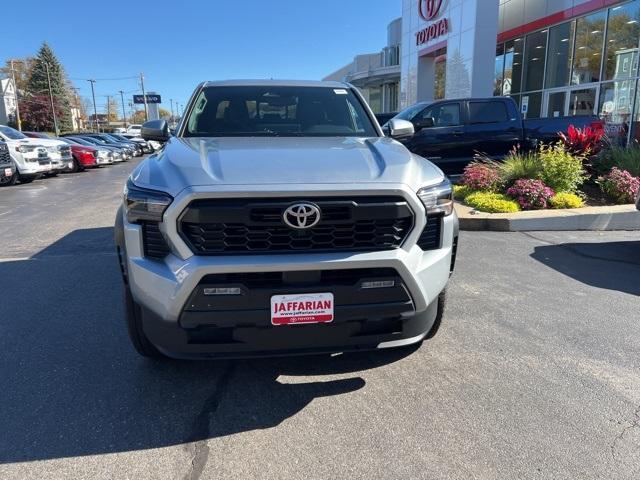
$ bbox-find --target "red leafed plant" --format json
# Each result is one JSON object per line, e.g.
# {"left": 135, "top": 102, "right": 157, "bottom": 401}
{"left": 558, "top": 124, "right": 604, "bottom": 156}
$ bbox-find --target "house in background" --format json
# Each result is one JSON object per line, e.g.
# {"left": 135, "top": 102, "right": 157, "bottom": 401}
{"left": 0, "top": 77, "right": 18, "bottom": 126}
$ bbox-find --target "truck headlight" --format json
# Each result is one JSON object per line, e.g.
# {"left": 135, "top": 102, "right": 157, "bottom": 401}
{"left": 417, "top": 178, "right": 453, "bottom": 216}
{"left": 124, "top": 178, "right": 173, "bottom": 223}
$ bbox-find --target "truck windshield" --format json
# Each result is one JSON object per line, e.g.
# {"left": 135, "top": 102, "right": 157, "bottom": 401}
{"left": 183, "top": 86, "right": 378, "bottom": 137}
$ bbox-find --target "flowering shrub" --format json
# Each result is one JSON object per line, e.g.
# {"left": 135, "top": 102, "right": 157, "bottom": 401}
{"left": 498, "top": 147, "right": 543, "bottom": 187}
{"left": 453, "top": 184, "right": 473, "bottom": 200}
{"left": 538, "top": 143, "right": 586, "bottom": 193}
{"left": 464, "top": 191, "right": 520, "bottom": 213}
{"left": 506, "top": 179, "right": 555, "bottom": 210}
{"left": 559, "top": 124, "right": 604, "bottom": 156}
{"left": 598, "top": 167, "right": 640, "bottom": 204}
{"left": 461, "top": 160, "right": 502, "bottom": 191}
{"left": 549, "top": 192, "right": 584, "bottom": 209}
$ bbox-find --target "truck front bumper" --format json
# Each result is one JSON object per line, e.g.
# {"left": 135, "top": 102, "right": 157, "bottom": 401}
{"left": 119, "top": 186, "right": 458, "bottom": 359}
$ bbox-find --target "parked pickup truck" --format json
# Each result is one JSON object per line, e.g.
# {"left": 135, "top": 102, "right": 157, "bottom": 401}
{"left": 384, "top": 97, "right": 602, "bottom": 175}
{"left": 115, "top": 80, "right": 457, "bottom": 359}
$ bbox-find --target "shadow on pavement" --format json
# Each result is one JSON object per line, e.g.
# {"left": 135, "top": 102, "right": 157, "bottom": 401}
{"left": 0, "top": 227, "right": 417, "bottom": 464}
{"left": 531, "top": 240, "right": 640, "bottom": 296}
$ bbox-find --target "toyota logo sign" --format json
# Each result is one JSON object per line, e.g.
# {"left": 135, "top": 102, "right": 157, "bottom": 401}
{"left": 283, "top": 203, "right": 321, "bottom": 229}
{"left": 419, "top": 0, "right": 445, "bottom": 21}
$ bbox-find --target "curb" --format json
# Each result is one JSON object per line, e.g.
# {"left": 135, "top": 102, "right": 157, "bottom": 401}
{"left": 455, "top": 203, "right": 640, "bottom": 232}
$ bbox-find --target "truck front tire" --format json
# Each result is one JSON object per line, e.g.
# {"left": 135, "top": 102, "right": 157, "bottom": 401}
{"left": 124, "top": 286, "right": 164, "bottom": 359}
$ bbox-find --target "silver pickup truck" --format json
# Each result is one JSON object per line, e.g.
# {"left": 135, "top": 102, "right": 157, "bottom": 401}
{"left": 115, "top": 80, "right": 458, "bottom": 359}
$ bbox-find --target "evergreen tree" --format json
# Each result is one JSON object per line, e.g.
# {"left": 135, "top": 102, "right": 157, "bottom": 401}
{"left": 27, "top": 43, "right": 73, "bottom": 131}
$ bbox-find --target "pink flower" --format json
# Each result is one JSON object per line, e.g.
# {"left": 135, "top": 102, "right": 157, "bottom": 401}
{"left": 507, "top": 179, "right": 555, "bottom": 210}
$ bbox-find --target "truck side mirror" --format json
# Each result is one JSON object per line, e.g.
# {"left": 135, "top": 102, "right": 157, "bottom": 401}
{"left": 388, "top": 119, "right": 415, "bottom": 139}
{"left": 414, "top": 117, "right": 435, "bottom": 131}
{"left": 141, "top": 120, "right": 170, "bottom": 142}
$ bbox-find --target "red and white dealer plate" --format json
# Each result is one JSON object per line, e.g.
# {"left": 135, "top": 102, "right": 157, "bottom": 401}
{"left": 271, "top": 293, "right": 334, "bottom": 326}
{"left": 4, "top": 168, "right": 12, "bottom": 177}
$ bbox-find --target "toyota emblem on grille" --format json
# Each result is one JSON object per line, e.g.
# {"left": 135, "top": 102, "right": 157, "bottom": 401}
{"left": 283, "top": 203, "right": 321, "bottom": 229}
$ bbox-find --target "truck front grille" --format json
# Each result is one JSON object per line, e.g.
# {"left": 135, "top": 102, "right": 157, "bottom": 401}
{"left": 179, "top": 197, "right": 414, "bottom": 255}
{"left": 0, "top": 144, "right": 9, "bottom": 164}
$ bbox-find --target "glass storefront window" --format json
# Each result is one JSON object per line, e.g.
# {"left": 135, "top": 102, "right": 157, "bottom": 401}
{"left": 368, "top": 87, "right": 382, "bottom": 113}
{"left": 434, "top": 60, "right": 446, "bottom": 100}
{"left": 521, "top": 92, "right": 542, "bottom": 119}
{"left": 599, "top": 80, "right": 636, "bottom": 144}
{"left": 547, "top": 92, "right": 567, "bottom": 117}
{"left": 572, "top": 12, "right": 606, "bottom": 85}
{"left": 495, "top": 44, "right": 505, "bottom": 96}
{"left": 568, "top": 88, "right": 597, "bottom": 116}
{"left": 523, "top": 31, "right": 548, "bottom": 91}
{"left": 604, "top": 1, "right": 640, "bottom": 80}
{"left": 504, "top": 38, "right": 524, "bottom": 94}
{"left": 545, "top": 22, "right": 575, "bottom": 88}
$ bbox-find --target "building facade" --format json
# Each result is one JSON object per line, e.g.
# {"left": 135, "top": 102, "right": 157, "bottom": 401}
{"left": 400, "top": 0, "right": 640, "bottom": 144}
{"left": 0, "top": 77, "right": 18, "bottom": 126}
{"left": 324, "top": 18, "right": 402, "bottom": 113}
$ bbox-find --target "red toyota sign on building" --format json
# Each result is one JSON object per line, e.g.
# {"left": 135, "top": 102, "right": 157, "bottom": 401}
{"left": 416, "top": 0, "right": 449, "bottom": 46}
{"left": 419, "top": 0, "right": 444, "bottom": 21}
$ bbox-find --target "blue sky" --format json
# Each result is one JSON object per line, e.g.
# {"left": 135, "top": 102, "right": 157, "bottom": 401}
{"left": 1, "top": 0, "right": 401, "bottom": 116}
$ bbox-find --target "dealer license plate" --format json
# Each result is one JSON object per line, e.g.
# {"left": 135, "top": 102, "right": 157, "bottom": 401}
{"left": 4, "top": 168, "right": 12, "bottom": 177}
{"left": 271, "top": 293, "right": 334, "bottom": 326}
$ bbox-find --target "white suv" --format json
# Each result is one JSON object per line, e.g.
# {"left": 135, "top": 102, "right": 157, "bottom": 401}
{"left": 0, "top": 125, "right": 53, "bottom": 183}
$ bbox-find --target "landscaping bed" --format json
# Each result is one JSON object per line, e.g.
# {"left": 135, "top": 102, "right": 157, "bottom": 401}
{"left": 454, "top": 125, "right": 640, "bottom": 215}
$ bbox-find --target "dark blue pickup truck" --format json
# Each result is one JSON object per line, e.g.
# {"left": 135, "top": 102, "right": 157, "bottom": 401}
{"left": 383, "top": 97, "right": 602, "bottom": 175}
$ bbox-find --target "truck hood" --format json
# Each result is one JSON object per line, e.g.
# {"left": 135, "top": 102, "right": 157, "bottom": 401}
{"left": 131, "top": 137, "right": 445, "bottom": 197}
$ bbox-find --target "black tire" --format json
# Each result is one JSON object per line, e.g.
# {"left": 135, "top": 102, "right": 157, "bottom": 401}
{"left": 68, "top": 158, "right": 80, "bottom": 173}
{"left": 0, "top": 169, "right": 17, "bottom": 186}
{"left": 18, "top": 174, "right": 37, "bottom": 184}
{"left": 124, "top": 286, "right": 164, "bottom": 358}
{"left": 425, "top": 290, "right": 447, "bottom": 340}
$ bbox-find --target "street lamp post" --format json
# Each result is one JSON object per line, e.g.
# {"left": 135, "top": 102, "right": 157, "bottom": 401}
{"left": 87, "top": 79, "right": 98, "bottom": 132}
{"left": 119, "top": 90, "right": 127, "bottom": 128}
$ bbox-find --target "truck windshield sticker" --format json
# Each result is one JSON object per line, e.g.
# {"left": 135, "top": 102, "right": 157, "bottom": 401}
{"left": 334, "top": 89, "right": 348, "bottom": 95}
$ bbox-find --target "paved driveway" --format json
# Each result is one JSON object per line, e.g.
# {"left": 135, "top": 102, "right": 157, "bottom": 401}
{"left": 0, "top": 163, "right": 638, "bottom": 479}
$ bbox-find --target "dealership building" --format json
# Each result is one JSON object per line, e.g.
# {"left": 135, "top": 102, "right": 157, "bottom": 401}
{"left": 325, "top": 0, "right": 640, "bottom": 143}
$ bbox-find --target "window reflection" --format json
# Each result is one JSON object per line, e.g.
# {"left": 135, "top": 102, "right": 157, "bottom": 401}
{"left": 604, "top": 1, "right": 640, "bottom": 80}
{"left": 546, "top": 22, "right": 575, "bottom": 88}
{"left": 600, "top": 80, "right": 636, "bottom": 144}
{"left": 572, "top": 12, "right": 606, "bottom": 85}
{"left": 495, "top": 44, "right": 505, "bottom": 96}
{"left": 505, "top": 38, "right": 523, "bottom": 94}
{"left": 523, "top": 30, "right": 548, "bottom": 91}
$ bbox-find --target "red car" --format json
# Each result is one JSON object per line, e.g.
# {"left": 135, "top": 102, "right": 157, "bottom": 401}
{"left": 23, "top": 132, "right": 98, "bottom": 172}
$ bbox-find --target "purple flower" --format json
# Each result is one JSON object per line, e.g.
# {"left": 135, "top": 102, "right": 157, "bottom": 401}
{"left": 506, "top": 179, "right": 555, "bottom": 210}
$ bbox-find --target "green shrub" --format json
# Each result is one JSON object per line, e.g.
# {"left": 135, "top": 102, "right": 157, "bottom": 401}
{"left": 465, "top": 191, "right": 521, "bottom": 213}
{"left": 549, "top": 192, "right": 584, "bottom": 209}
{"left": 594, "top": 144, "right": 640, "bottom": 177}
{"left": 453, "top": 184, "right": 473, "bottom": 200}
{"left": 538, "top": 143, "right": 587, "bottom": 193}
{"left": 498, "top": 148, "right": 543, "bottom": 186}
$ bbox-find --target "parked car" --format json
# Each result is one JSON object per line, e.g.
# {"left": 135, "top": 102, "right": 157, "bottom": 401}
{"left": 0, "top": 125, "right": 52, "bottom": 183}
{"left": 126, "top": 124, "right": 142, "bottom": 136}
{"left": 81, "top": 133, "right": 143, "bottom": 157}
{"left": 21, "top": 131, "right": 74, "bottom": 174}
{"left": 0, "top": 140, "right": 17, "bottom": 186}
{"left": 386, "top": 97, "right": 603, "bottom": 175}
{"left": 63, "top": 136, "right": 120, "bottom": 163}
{"left": 109, "top": 133, "right": 154, "bottom": 154}
{"left": 67, "top": 135, "right": 131, "bottom": 160}
{"left": 115, "top": 80, "right": 457, "bottom": 359}
{"left": 53, "top": 138, "right": 99, "bottom": 171}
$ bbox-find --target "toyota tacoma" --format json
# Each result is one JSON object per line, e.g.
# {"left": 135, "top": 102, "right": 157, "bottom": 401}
{"left": 115, "top": 80, "right": 458, "bottom": 359}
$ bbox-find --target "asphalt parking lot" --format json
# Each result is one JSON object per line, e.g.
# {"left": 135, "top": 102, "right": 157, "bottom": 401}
{"left": 0, "top": 160, "right": 639, "bottom": 480}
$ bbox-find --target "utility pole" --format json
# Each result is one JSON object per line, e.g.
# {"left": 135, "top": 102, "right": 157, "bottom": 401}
{"left": 87, "top": 79, "right": 98, "bottom": 132}
{"left": 106, "top": 95, "right": 111, "bottom": 130}
{"left": 44, "top": 62, "right": 59, "bottom": 135}
{"left": 9, "top": 60, "right": 22, "bottom": 131}
{"left": 119, "top": 90, "right": 127, "bottom": 128}
{"left": 140, "top": 72, "right": 148, "bottom": 121}
{"left": 170, "top": 98, "right": 174, "bottom": 126}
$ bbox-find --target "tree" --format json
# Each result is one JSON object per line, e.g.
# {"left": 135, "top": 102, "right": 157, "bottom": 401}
{"left": 132, "top": 110, "right": 147, "bottom": 124}
{"left": 20, "top": 95, "right": 64, "bottom": 132}
{"left": 26, "top": 42, "right": 73, "bottom": 131}
{"left": 159, "top": 107, "right": 171, "bottom": 119}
